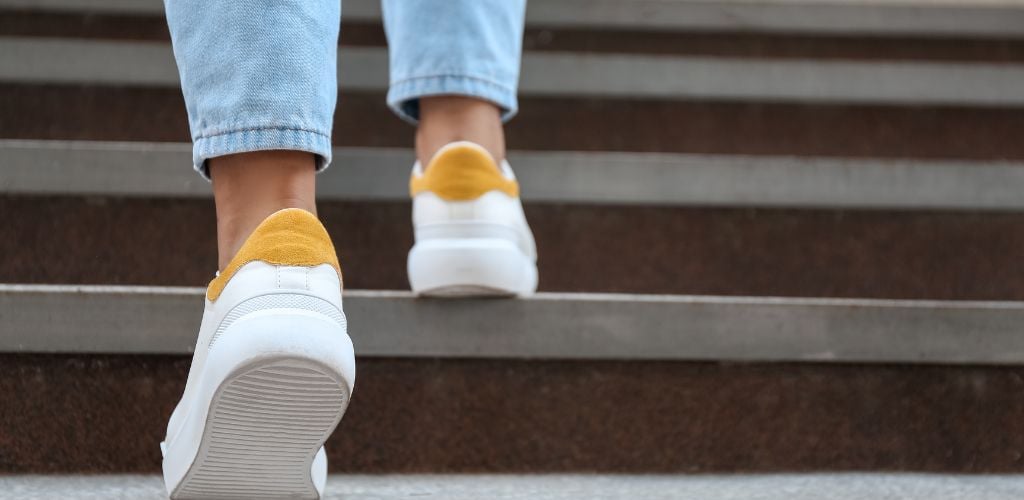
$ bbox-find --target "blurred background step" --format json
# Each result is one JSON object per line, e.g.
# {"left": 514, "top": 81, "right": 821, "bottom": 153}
{"left": 3, "top": 0, "right": 1024, "bottom": 37}
{"left": 7, "top": 284, "right": 1024, "bottom": 364}
{"left": 5, "top": 474, "right": 1024, "bottom": 499}
{"left": 5, "top": 195, "right": 1024, "bottom": 299}
{"left": 6, "top": 36, "right": 1024, "bottom": 106}
{"left": 6, "top": 84, "right": 1024, "bottom": 160}
{"left": 2, "top": 13, "right": 1023, "bottom": 300}
{"left": 9, "top": 140, "right": 1024, "bottom": 210}
{"left": 5, "top": 7, "right": 1024, "bottom": 61}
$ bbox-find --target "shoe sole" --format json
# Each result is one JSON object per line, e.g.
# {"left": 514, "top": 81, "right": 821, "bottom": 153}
{"left": 408, "top": 238, "right": 537, "bottom": 298}
{"left": 171, "top": 358, "right": 348, "bottom": 499}
{"left": 163, "top": 311, "right": 355, "bottom": 500}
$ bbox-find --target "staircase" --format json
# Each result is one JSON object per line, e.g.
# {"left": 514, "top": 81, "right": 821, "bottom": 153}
{"left": 3, "top": 0, "right": 1024, "bottom": 497}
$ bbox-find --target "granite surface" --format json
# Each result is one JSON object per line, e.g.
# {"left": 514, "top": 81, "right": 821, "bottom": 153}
{"left": 3, "top": 354, "right": 1024, "bottom": 474}
{"left": 4, "top": 84, "right": 1024, "bottom": 160}
{"left": 4, "top": 196, "right": 1024, "bottom": 299}
{"left": 4, "top": 474, "right": 1024, "bottom": 500}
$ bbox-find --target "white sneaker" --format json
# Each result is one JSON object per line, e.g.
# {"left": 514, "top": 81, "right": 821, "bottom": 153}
{"left": 161, "top": 208, "right": 355, "bottom": 500}
{"left": 407, "top": 141, "right": 538, "bottom": 297}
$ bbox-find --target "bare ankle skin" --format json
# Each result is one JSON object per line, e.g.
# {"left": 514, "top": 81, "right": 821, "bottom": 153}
{"left": 210, "top": 150, "right": 318, "bottom": 270}
{"left": 416, "top": 95, "right": 505, "bottom": 167}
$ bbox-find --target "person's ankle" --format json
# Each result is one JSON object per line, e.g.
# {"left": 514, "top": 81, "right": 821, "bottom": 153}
{"left": 210, "top": 151, "right": 318, "bottom": 270}
{"left": 416, "top": 96, "right": 505, "bottom": 168}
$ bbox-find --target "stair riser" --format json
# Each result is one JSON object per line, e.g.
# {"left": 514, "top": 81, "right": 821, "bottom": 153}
{"left": 5, "top": 195, "right": 1024, "bottom": 300}
{"left": 4, "top": 354, "right": 1024, "bottom": 474}
{"left": 4, "top": 85, "right": 1024, "bottom": 160}
{"left": 5, "top": 0, "right": 1024, "bottom": 37}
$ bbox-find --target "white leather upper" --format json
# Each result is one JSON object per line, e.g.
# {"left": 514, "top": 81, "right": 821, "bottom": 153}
{"left": 164, "top": 262, "right": 344, "bottom": 446}
{"left": 411, "top": 159, "right": 537, "bottom": 260}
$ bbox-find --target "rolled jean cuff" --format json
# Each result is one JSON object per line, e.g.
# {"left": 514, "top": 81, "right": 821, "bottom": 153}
{"left": 387, "top": 74, "right": 519, "bottom": 125}
{"left": 191, "top": 126, "right": 333, "bottom": 180}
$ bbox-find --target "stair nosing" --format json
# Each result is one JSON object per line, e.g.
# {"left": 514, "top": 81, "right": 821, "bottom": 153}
{"left": 4, "top": 283, "right": 1024, "bottom": 364}
{"left": 6, "top": 139, "right": 1024, "bottom": 210}
{"left": 4, "top": 36, "right": 1024, "bottom": 106}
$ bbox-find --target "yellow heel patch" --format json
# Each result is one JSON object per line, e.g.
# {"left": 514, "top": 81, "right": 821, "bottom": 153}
{"left": 207, "top": 208, "right": 341, "bottom": 302}
{"left": 409, "top": 143, "right": 519, "bottom": 201}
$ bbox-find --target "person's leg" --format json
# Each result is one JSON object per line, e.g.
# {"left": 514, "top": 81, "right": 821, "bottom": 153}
{"left": 210, "top": 151, "right": 317, "bottom": 269}
{"left": 384, "top": 0, "right": 537, "bottom": 297}
{"left": 165, "top": 0, "right": 338, "bottom": 267}
{"left": 417, "top": 96, "right": 505, "bottom": 168}
{"left": 160, "top": 2, "right": 354, "bottom": 498}
{"left": 382, "top": 0, "right": 526, "bottom": 166}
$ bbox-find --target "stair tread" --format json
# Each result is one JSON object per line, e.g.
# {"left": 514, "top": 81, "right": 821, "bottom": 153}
{"left": 4, "top": 284, "right": 1024, "bottom": 364}
{"left": 3, "top": 473, "right": 1023, "bottom": 499}
{"left": 7, "top": 139, "right": 1024, "bottom": 210}
{"left": 6, "top": 11, "right": 1024, "bottom": 63}
{"left": 5, "top": 36, "right": 1024, "bottom": 106}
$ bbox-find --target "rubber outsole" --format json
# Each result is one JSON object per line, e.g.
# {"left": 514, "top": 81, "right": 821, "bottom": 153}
{"left": 170, "top": 358, "right": 349, "bottom": 500}
{"left": 418, "top": 284, "right": 517, "bottom": 298}
{"left": 407, "top": 238, "right": 538, "bottom": 298}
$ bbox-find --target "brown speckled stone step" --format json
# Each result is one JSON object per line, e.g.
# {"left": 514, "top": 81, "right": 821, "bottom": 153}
{"left": 3, "top": 354, "right": 1024, "bottom": 474}
{"left": 4, "top": 84, "right": 1024, "bottom": 160}
{"left": 4, "top": 195, "right": 1024, "bottom": 300}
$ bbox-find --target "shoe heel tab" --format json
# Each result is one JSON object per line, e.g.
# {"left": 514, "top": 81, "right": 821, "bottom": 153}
{"left": 207, "top": 208, "right": 341, "bottom": 301}
{"left": 410, "top": 142, "right": 519, "bottom": 201}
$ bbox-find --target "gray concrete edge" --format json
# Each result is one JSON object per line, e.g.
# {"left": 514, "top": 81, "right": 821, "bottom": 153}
{"left": 4, "top": 284, "right": 1024, "bottom": 364}
{"left": 4, "top": 473, "right": 1024, "bottom": 499}
{"left": 6, "top": 139, "right": 1024, "bottom": 210}
{"left": 5, "top": 38, "right": 1024, "bottom": 106}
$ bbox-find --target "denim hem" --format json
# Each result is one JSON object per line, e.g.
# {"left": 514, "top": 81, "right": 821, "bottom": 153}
{"left": 191, "top": 126, "right": 333, "bottom": 180}
{"left": 387, "top": 74, "right": 519, "bottom": 125}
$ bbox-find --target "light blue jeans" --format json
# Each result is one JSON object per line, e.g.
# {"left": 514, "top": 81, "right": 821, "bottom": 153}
{"left": 163, "top": 0, "right": 526, "bottom": 178}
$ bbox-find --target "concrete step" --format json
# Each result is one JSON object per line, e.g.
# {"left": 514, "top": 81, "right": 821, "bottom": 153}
{"left": 9, "top": 139, "right": 1024, "bottom": 210}
{"left": 5, "top": 36, "right": 1024, "bottom": 106}
{"left": 7, "top": 284, "right": 1024, "bottom": 364}
{"left": 3, "top": 0, "right": 1024, "bottom": 37}
{"left": 3, "top": 287, "right": 1023, "bottom": 473}
{"left": 5, "top": 10, "right": 1024, "bottom": 63}
{"left": 4, "top": 474, "right": 1024, "bottom": 499}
